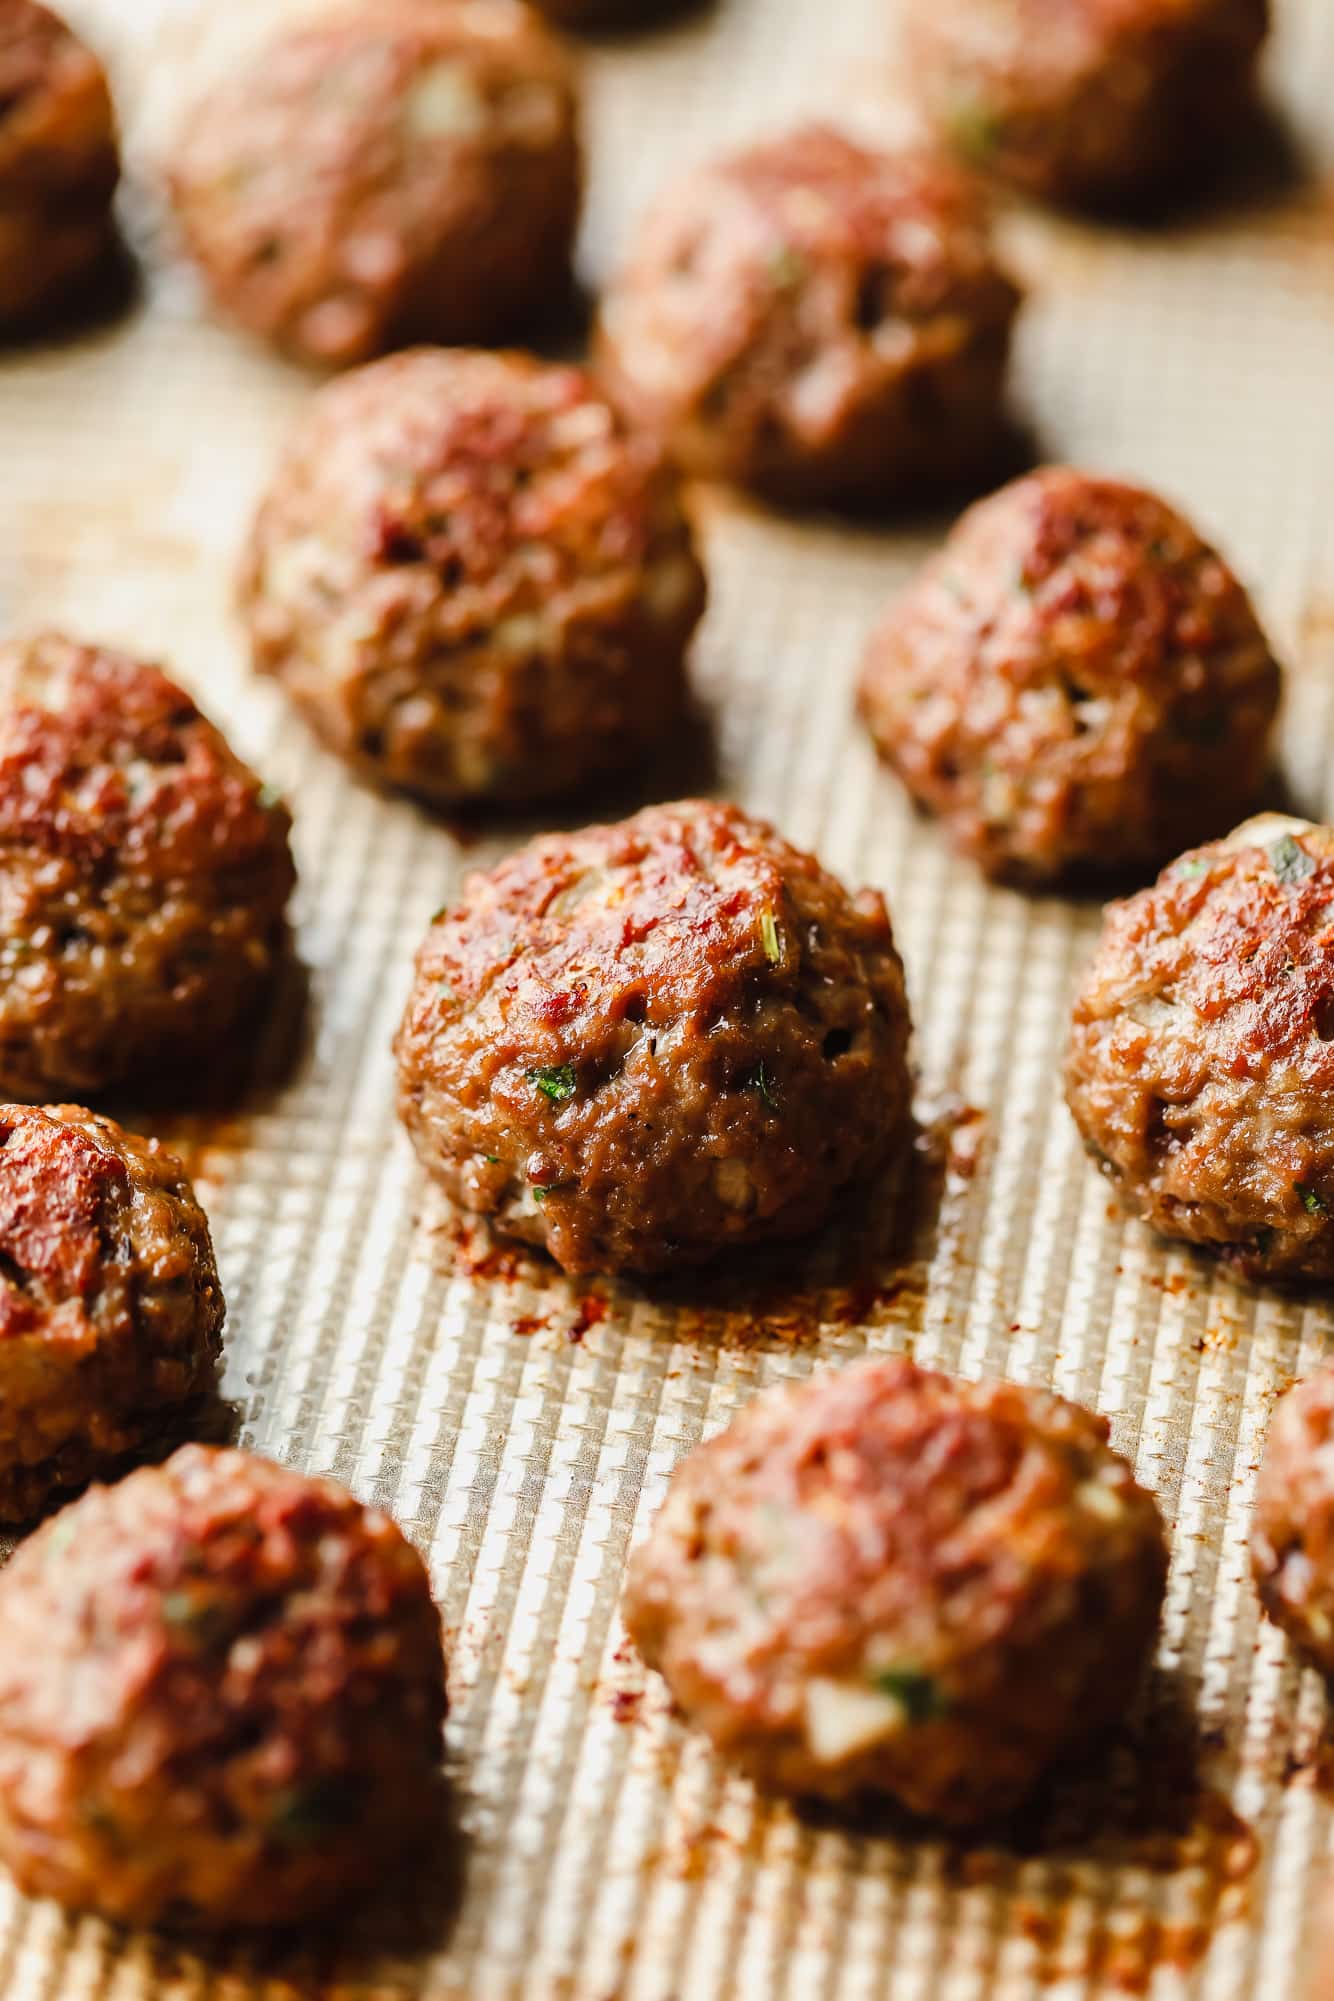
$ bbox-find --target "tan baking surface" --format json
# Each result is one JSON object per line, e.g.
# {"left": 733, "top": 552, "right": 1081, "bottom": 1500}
{"left": 2, "top": 0, "right": 1334, "bottom": 1994}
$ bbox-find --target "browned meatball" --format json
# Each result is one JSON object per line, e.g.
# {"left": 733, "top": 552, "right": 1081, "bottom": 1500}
{"left": 858, "top": 469, "right": 1281, "bottom": 886}
{"left": 624, "top": 1356, "right": 1167, "bottom": 1823}
{"left": 0, "top": 1446, "right": 445, "bottom": 1926}
{"left": 1252, "top": 1370, "right": 1334, "bottom": 1676}
{"left": 533, "top": 0, "right": 680, "bottom": 23}
{"left": 0, "top": 634, "right": 295, "bottom": 1100}
{"left": 1065, "top": 815, "right": 1334, "bottom": 1284}
{"left": 596, "top": 125, "right": 1021, "bottom": 509}
{"left": 0, "top": 1104, "right": 222, "bottom": 1522}
{"left": 168, "top": 0, "right": 581, "bottom": 369}
{"left": 904, "top": 0, "right": 1270, "bottom": 211}
{"left": 395, "top": 800, "right": 913, "bottom": 1275}
{"left": 240, "top": 348, "right": 706, "bottom": 809}
{"left": 0, "top": 0, "right": 119, "bottom": 331}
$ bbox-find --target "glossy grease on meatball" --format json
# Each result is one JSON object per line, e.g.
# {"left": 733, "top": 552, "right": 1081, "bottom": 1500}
{"left": 0, "top": 1104, "right": 222, "bottom": 1522}
{"left": 240, "top": 348, "right": 706, "bottom": 808}
{"left": 0, "top": 1445, "right": 446, "bottom": 1927}
{"left": 1065, "top": 815, "right": 1334, "bottom": 1283}
{"left": 1252, "top": 1370, "right": 1334, "bottom": 1676}
{"left": 858, "top": 469, "right": 1280, "bottom": 885}
{"left": 596, "top": 125, "right": 1021, "bottom": 508}
{"left": 395, "top": 800, "right": 913, "bottom": 1275}
{"left": 905, "top": 0, "right": 1270, "bottom": 211}
{"left": 624, "top": 1355, "right": 1167, "bottom": 1822}
{"left": 168, "top": 0, "right": 581, "bottom": 368}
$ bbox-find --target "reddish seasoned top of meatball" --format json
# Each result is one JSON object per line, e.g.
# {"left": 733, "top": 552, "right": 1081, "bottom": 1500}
{"left": 0, "top": 1444, "right": 447, "bottom": 1927}
{"left": 168, "top": 0, "right": 582, "bottom": 368}
{"left": 395, "top": 799, "right": 913, "bottom": 1275}
{"left": 1252, "top": 1369, "right": 1334, "bottom": 1675}
{"left": 597, "top": 125, "right": 1021, "bottom": 508}
{"left": 858, "top": 469, "right": 1280, "bottom": 885}
{"left": 624, "top": 1355, "right": 1167, "bottom": 1823}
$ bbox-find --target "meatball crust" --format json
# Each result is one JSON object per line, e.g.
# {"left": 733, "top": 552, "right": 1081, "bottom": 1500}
{"left": 0, "top": 1104, "right": 222, "bottom": 1522}
{"left": 858, "top": 469, "right": 1280, "bottom": 886}
{"left": 240, "top": 348, "right": 706, "bottom": 808}
{"left": 168, "top": 0, "right": 581, "bottom": 369}
{"left": 904, "top": 0, "right": 1271, "bottom": 211}
{"left": 1252, "top": 1370, "right": 1334, "bottom": 1676}
{"left": 624, "top": 1356, "right": 1167, "bottom": 1823}
{"left": 0, "top": 1445, "right": 447, "bottom": 1927}
{"left": 0, "top": 634, "right": 295, "bottom": 1099}
{"left": 596, "top": 125, "right": 1021, "bottom": 509}
{"left": 395, "top": 800, "right": 913, "bottom": 1276}
{"left": 1064, "top": 815, "right": 1334, "bottom": 1284}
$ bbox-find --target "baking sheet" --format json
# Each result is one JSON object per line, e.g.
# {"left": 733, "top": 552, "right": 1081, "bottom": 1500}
{"left": 3, "top": 0, "right": 1334, "bottom": 1995}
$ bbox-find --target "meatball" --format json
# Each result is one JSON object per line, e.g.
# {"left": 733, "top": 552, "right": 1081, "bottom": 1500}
{"left": 0, "top": 0, "right": 119, "bottom": 331}
{"left": 904, "top": 0, "right": 1270, "bottom": 211}
{"left": 0, "top": 1445, "right": 446, "bottom": 1927}
{"left": 395, "top": 799, "right": 913, "bottom": 1276}
{"left": 240, "top": 348, "right": 706, "bottom": 809}
{"left": 624, "top": 1355, "right": 1167, "bottom": 1823}
{"left": 168, "top": 0, "right": 581, "bottom": 369}
{"left": 1065, "top": 815, "right": 1334, "bottom": 1284}
{"left": 596, "top": 125, "right": 1021, "bottom": 509}
{"left": 0, "top": 1104, "right": 222, "bottom": 1522}
{"left": 858, "top": 469, "right": 1281, "bottom": 886}
{"left": 1252, "top": 1370, "right": 1334, "bottom": 1676}
{"left": 0, "top": 633, "right": 295, "bottom": 1099}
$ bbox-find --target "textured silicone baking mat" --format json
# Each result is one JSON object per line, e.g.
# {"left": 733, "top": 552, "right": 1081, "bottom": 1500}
{"left": 2, "top": 0, "right": 1334, "bottom": 1995}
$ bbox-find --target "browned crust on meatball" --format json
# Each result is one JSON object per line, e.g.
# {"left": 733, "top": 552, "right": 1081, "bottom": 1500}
{"left": 395, "top": 800, "right": 913, "bottom": 1275}
{"left": 905, "top": 0, "right": 1270, "bottom": 211}
{"left": 1065, "top": 815, "right": 1334, "bottom": 1283}
{"left": 240, "top": 348, "right": 706, "bottom": 808}
{"left": 0, "top": 1444, "right": 447, "bottom": 1927}
{"left": 0, "top": 634, "right": 295, "bottom": 1100}
{"left": 596, "top": 125, "right": 1021, "bottom": 509}
{"left": 624, "top": 1355, "right": 1167, "bottom": 1823}
{"left": 1252, "top": 1370, "right": 1334, "bottom": 1676}
{"left": 168, "top": 0, "right": 582, "bottom": 368}
{"left": 0, "top": 1104, "right": 223, "bottom": 1521}
{"left": 858, "top": 469, "right": 1280, "bottom": 885}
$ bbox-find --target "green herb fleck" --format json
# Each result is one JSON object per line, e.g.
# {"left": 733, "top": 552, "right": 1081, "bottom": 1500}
{"left": 873, "top": 1667, "right": 947, "bottom": 1724}
{"left": 948, "top": 101, "right": 1003, "bottom": 165}
{"left": 532, "top": 1183, "right": 568, "bottom": 1202}
{"left": 1298, "top": 1184, "right": 1326, "bottom": 1215}
{"left": 769, "top": 245, "right": 806, "bottom": 289}
{"left": 437, "top": 980, "right": 456, "bottom": 1003}
{"left": 760, "top": 911, "right": 782, "bottom": 965}
{"left": 1177, "top": 857, "right": 1208, "bottom": 880}
{"left": 270, "top": 1779, "right": 360, "bottom": 1845}
{"left": 483, "top": 1154, "right": 501, "bottom": 1165}
{"left": 258, "top": 782, "right": 284, "bottom": 812}
{"left": 529, "top": 1063, "right": 577, "bottom": 1104}
{"left": 431, "top": 905, "right": 449, "bottom": 923}
{"left": 751, "top": 1061, "right": 778, "bottom": 1110}
{"left": 1270, "top": 834, "right": 1316, "bottom": 887}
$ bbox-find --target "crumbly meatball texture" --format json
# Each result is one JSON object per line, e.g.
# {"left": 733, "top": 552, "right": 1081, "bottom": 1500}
{"left": 395, "top": 800, "right": 913, "bottom": 1275}
{"left": 0, "top": 1445, "right": 446, "bottom": 1927}
{"left": 1065, "top": 815, "right": 1334, "bottom": 1284}
{"left": 596, "top": 126, "right": 1021, "bottom": 508}
{"left": 168, "top": 0, "right": 581, "bottom": 368}
{"left": 858, "top": 469, "right": 1280, "bottom": 885}
{"left": 240, "top": 348, "right": 706, "bottom": 808}
{"left": 0, "top": 1104, "right": 223, "bottom": 1522}
{"left": 905, "top": 0, "right": 1270, "bottom": 210}
{"left": 0, "top": 0, "right": 119, "bottom": 329}
{"left": 0, "top": 635, "right": 294, "bottom": 1099}
{"left": 1252, "top": 1370, "right": 1334, "bottom": 1675}
{"left": 624, "top": 1356, "right": 1167, "bottom": 1823}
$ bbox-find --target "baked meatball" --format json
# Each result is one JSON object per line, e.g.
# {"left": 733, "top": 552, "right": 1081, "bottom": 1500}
{"left": 0, "top": 633, "right": 295, "bottom": 1100}
{"left": 0, "top": 1104, "right": 222, "bottom": 1522}
{"left": 1065, "top": 815, "right": 1334, "bottom": 1285}
{"left": 0, "top": 1445, "right": 446, "bottom": 1927}
{"left": 168, "top": 0, "right": 581, "bottom": 369}
{"left": 858, "top": 469, "right": 1280, "bottom": 886}
{"left": 1252, "top": 1370, "right": 1334, "bottom": 1676}
{"left": 596, "top": 125, "right": 1021, "bottom": 509}
{"left": 240, "top": 348, "right": 706, "bottom": 809}
{"left": 904, "top": 0, "right": 1270, "bottom": 211}
{"left": 395, "top": 799, "right": 913, "bottom": 1275}
{"left": 624, "top": 1356, "right": 1167, "bottom": 1823}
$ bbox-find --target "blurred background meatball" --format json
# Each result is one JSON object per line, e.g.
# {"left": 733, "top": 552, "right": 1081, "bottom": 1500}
{"left": 241, "top": 347, "right": 706, "bottom": 808}
{"left": 904, "top": 0, "right": 1271, "bottom": 211}
{"left": 596, "top": 125, "right": 1021, "bottom": 509}
{"left": 858, "top": 468, "right": 1280, "bottom": 885}
{"left": 0, "top": 1446, "right": 445, "bottom": 1926}
{"left": 1066, "top": 815, "right": 1334, "bottom": 1284}
{"left": 0, "top": 0, "right": 119, "bottom": 332}
{"left": 395, "top": 799, "right": 913, "bottom": 1275}
{"left": 0, "top": 634, "right": 295, "bottom": 1100}
{"left": 1252, "top": 1370, "right": 1334, "bottom": 1676}
{"left": 533, "top": 0, "right": 684, "bottom": 24}
{"left": 624, "top": 1355, "right": 1167, "bottom": 1823}
{"left": 168, "top": 0, "right": 581, "bottom": 368}
{"left": 0, "top": 1104, "right": 222, "bottom": 1522}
